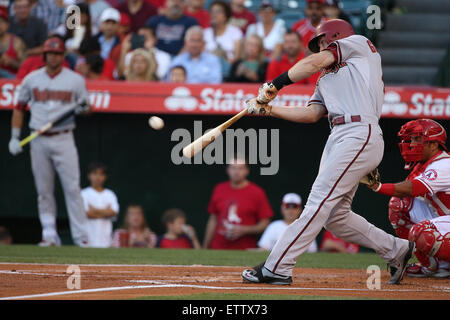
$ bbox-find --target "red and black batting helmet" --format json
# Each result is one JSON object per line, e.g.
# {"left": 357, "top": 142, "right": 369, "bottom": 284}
{"left": 43, "top": 37, "right": 66, "bottom": 54}
{"left": 308, "top": 19, "right": 354, "bottom": 53}
{"left": 398, "top": 119, "right": 448, "bottom": 169}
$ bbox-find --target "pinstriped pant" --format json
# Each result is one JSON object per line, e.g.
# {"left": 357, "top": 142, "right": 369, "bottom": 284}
{"left": 264, "top": 123, "right": 409, "bottom": 276}
{"left": 30, "top": 131, "right": 88, "bottom": 245}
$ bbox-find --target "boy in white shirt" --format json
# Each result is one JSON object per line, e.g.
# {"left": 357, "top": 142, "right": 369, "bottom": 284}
{"left": 81, "top": 162, "right": 119, "bottom": 248}
{"left": 258, "top": 193, "right": 318, "bottom": 252}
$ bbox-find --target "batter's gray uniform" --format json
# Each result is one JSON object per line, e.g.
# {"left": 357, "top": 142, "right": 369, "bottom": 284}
{"left": 17, "top": 67, "right": 89, "bottom": 246}
{"left": 264, "top": 35, "right": 409, "bottom": 276}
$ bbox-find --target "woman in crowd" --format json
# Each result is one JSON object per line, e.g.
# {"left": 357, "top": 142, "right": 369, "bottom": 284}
{"left": 112, "top": 204, "right": 157, "bottom": 248}
{"left": 245, "top": 1, "right": 285, "bottom": 60}
{"left": 124, "top": 47, "right": 158, "bottom": 81}
{"left": 203, "top": 0, "right": 243, "bottom": 64}
{"left": 226, "top": 34, "right": 267, "bottom": 83}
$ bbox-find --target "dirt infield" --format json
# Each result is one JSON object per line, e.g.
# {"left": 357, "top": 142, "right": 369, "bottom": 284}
{"left": 0, "top": 263, "right": 448, "bottom": 300}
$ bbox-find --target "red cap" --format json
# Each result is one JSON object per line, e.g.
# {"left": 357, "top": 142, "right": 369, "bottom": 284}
{"left": 43, "top": 37, "right": 65, "bottom": 54}
{"left": 120, "top": 12, "right": 130, "bottom": 27}
{"left": 0, "top": 7, "right": 8, "bottom": 21}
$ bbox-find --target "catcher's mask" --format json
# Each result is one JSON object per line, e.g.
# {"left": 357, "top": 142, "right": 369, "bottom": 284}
{"left": 398, "top": 119, "right": 447, "bottom": 170}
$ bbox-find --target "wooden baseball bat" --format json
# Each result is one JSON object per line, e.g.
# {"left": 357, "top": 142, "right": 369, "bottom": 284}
{"left": 182, "top": 108, "right": 248, "bottom": 158}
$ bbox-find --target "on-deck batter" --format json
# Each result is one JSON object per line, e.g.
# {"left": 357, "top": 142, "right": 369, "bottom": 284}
{"left": 8, "top": 37, "right": 90, "bottom": 246}
{"left": 242, "top": 19, "right": 414, "bottom": 285}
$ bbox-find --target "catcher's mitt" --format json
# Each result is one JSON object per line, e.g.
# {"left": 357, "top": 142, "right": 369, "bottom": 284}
{"left": 360, "top": 168, "right": 380, "bottom": 186}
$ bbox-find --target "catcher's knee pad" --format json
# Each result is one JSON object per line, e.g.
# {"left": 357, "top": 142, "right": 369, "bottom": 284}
{"left": 408, "top": 220, "right": 450, "bottom": 263}
{"left": 388, "top": 197, "right": 414, "bottom": 239}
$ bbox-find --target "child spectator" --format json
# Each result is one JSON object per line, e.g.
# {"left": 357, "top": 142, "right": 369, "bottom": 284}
{"left": 169, "top": 65, "right": 186, "bottom": 82}
{"left": 75, "top": 36, "right": 116, "bottom": 80}
{"left": 320, "top": 230, "right": 360, "bottom": 254}
{"left": 112, "top": 204, "right": 157, "bottom": 248}
{"left": 156, "top": 208, "right": 201, "bottom": 249}
{"left": 81, "top": 162, "right": 119, "bottom": 248}
{"left": 226, "top": 34, "right": 267, "bottom": 83}
{"left": 258, "top": 193, "right": 318, "bottom": 252}
{"left": 124, "top": 47, "right": 158, "bottom": 81}
{"left": 184, "top": 0, "right": 210, "bottom": 28}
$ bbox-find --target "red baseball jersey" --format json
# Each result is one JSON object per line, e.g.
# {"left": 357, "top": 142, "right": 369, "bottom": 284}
{"left": 320, "top": 230, "right": 359, "bottom": 253}
{"left": 291, "top": 17, "right": 328, "bottom": 50}
{"left": 156, "top": 235, "right": 193, "bottom": 249}
{"left": 265, "top": 52, "right": 320, "bottom": 85}
{"left": 207, "top": 181, "right": 274, "bottom": 250}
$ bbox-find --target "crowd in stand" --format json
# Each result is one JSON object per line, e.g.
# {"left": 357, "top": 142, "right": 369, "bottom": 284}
{"left": 0, "top": 0, "right": 354, "bottom": 83}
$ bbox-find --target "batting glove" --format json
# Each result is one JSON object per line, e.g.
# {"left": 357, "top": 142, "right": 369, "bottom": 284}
{"left": 8, "top": 127, "right": 23, "bottom": 156}
{"left": 257, "top": 82, "right": 278, "bottom": 104}
{"left": 246, "top": 98, "right": 272, "bottom": 116}
{"left": 74, "top": 101, "right": 91, "bottom": 116}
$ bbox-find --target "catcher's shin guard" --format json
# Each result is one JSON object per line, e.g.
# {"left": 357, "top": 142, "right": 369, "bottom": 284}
{"left": 409, "top": 220, "right": 450, "bottom": 265}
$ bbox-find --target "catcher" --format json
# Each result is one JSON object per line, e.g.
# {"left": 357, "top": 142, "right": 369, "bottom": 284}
{"left": 363, "top": 119, "right": 449, "bottom": 278}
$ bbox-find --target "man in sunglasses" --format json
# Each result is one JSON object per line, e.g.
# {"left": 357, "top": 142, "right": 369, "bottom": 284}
{"left": 258, "top": 193, "right": 318, "bottom": 253}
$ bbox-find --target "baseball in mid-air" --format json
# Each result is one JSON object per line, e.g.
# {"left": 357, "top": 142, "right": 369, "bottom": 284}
{"left": 148, "top": 116, "right": 164, "bottom": 130}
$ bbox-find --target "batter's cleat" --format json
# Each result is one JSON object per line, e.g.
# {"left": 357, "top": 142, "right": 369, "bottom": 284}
{"left": 242, "top": 262, "right": 292, "bottom": 285}
{"left": 388, "top": 241, "right": 415, "bottom": 285}
{"left": 406, "top": 263, "right": 450, "bottom": 279}
{"left": 38, "top": 238, "right": 61, "bottom": 247}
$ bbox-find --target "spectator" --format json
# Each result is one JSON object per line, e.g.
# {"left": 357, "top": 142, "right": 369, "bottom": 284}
{"left": 54, "top": 3, "right": 94, "bottom": 54}
{"left": 203, "top": 156, "right": 274, "bottom": 250}
{"left": 291, "top": 0, "right": 327, "bottom": 55}
{"left": 156, "top": 208, "right": 201, "bottom": 249}
{"left": 9, "top": 0, "right": 64, "bottom": 35}
{"left": 124, "top": 47, "right": 158, "bottom": 81}
{"left": 79, "top": 53, "right": 109, "bottom": 79}
{"left": 265, "top": 30, "right": 317, "bottom": 85}
{"left": 258, "top": 193, "right": 318, "bottom": 253}
{"left": 167, "top": 25, "right": 221, "bottom": 83}
{"left": 112, "top": 204, "right": 157, "bottom": 248}
{"left": 320, "top": 230, "right": 360, "bottom": 254}
{"left": 228, "top": 0, "right": 256, "bottom": 33}
{"left": 226, "top": 34, "right": 267, "bottom": 83}
{"left": 324, "top": 0, "right": 353, "bottom": 26}
{"left": 245, "top": 0, "right": 285, "bottom": 60}
{"left": 145, "top": 0, "right": 198, "bottom": 56}
{"left": 75, "top": 36, "right": 115, "bottom": 80}
{"left": 168, "top": 64, "right": 186, "bottom": 82}
{"left": 86, "top": 0, "right": 111, "bottom": 29}
{"left": 118, "top": 26, "right": 171, "bottom": 80}
{"left": 147, "top": 0, "right": 166, "bottom": 14}
{"left": 0, "top": 226, "right": 12, "bottom": 245}
{"left": 8, "top": 0, "right": 48, "bottom": 56}
{"left": 118, "top": 12, "right": 131, "bottom": 37}
{"left": 203, "top": 0, "right": 243, "bottom": 64}
{"left": 94, "top": 7, "right": 121, "bottom": 60}
{"left": 81, "top": 162, "right": 119, "bottom": 248}
{"left": 16, "top": 35, "right": 71, "bottom": 79}
{"left": 116, "top": 0, "right": 157, "bottom": 33}
{"left": 184, "top": 0, "right": 209, "bottom": 28}
{"left": 0, "top": 10, "right": 26, "bottom": 78}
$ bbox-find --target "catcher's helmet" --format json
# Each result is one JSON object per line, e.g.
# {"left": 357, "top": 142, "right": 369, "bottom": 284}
{"left": 398, "top": 119, "right": 448, "bottom": 170}
{"left": 43, "top": 37, "right": 65, "bottom": 54}
{"left": 308, "top": 19, "right": 354, "bottom": 53}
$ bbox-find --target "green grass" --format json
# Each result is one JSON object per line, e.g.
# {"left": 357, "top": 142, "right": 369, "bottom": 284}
{"left": 134, "top": 293, "right": 378, "bottom": 300}
{"left": 0, "top": 245, "right": 388, "bottom": 269}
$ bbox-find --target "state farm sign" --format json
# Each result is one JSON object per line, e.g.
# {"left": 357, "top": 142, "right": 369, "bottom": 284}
{"left": 0, "top": 80, "right": 449, "bottom": 119}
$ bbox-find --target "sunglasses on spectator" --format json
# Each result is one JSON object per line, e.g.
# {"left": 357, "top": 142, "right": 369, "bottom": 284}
{"left": 283, "top": 203, "right": 301, "bottom": 209}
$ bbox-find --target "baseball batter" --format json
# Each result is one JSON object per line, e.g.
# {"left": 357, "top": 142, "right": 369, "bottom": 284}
{"left": 8, "top": 37, "right": 91, "bottom": 246}
{"left": 242, "top": 19, "right": 414, "bottom": 285}
{"left": 367, "top": 119, "right": 449, "bottom": 278}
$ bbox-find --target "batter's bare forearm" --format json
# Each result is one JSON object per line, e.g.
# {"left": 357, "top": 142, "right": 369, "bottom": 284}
{"left": 11, "top": 109, "right": 24, "bottom": 129}
{"left": 271, "top": 104, "right": 326, "bottom": 123}
{"left": 288, "top": 50, "right": 335, "bottom": 83}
